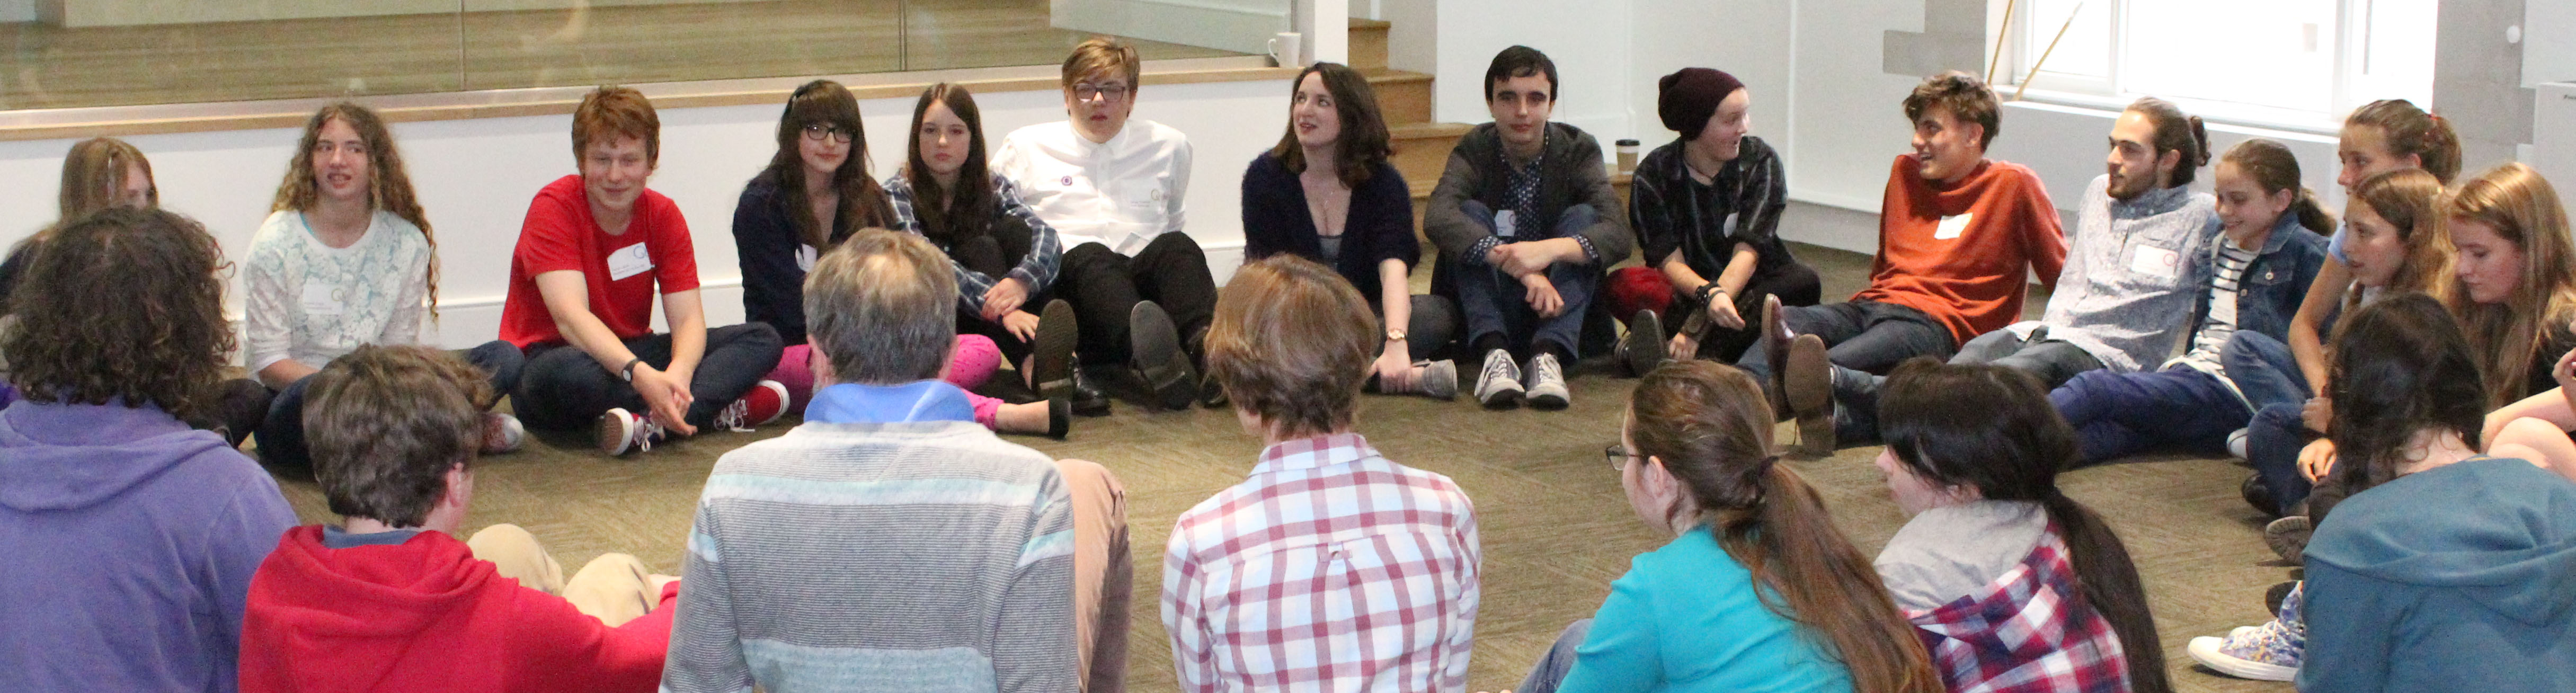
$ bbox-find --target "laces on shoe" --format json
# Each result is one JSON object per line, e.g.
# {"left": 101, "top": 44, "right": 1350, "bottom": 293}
{"left": 715, "top": 398, "right": 754, "bottom": 432}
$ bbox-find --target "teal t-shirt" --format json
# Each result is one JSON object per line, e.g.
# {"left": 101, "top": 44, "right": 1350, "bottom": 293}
{"left": 1557, "top": 525, "right": 1857, "bottom": 693}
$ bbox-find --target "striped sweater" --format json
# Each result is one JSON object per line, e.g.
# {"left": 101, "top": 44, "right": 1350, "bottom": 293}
{"left": 662, "top": 381, "right": 1077, "bottom": 693}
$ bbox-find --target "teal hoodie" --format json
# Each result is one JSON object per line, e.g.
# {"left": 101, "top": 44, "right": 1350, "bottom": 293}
{"left": 2298, "top": 456, "right": 2576, "bottom": 692}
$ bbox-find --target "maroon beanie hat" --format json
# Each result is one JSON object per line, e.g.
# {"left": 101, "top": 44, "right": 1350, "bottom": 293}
{"left": 1658, "top": 67, "right": 1744, "bottom": 141}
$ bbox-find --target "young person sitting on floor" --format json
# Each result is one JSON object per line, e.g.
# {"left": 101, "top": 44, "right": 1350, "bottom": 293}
{"left": 1779, "top": 96, "right": 2210, "bottom": 455}
{"left": 1508, "top": 360, "right": 1939, "bottom": 693}
{"left": 736, "top": 79, "right": 1069, "bottom": 438}
{"left": 1606, "top": 67, "right": 1821, "bottom": 370}
{"left": 1165, "top": 255, "right": 1481, "bottom": 692}
{"left": 500, "top": 85, "right": 787, "bottom": 456}
{"left": 1735, "top": 70, "right": 2065, "bottom": 454}
{"left": 2223, "top": 100, "right": 2459, "bottom": 513}
{"left": 1424, "top": 45, "right": 1634, "bottom": 410}
{"left": 665, "top": 229, "right": 1132, "bottom": 693}
{"left": 239, "top": 345, "right": 680, "bottom": 693}
{"left": 1241, "top": 61, "right": 1459, "bottom": 399}
{"left": 994, "top": 37, "right": 1221, "bottom": 412}
{"left": 245, "top": 102, "right": 529, "bottom": 480}
{"left": 2047, "top": 138, "right": 2331, "bottom": 467}
{"left": 2192, "top": 294, "right": 2576, "bottom": 689}
{"left": 0, "top": 207, "right": 298, "bottom": 692}
{"left": 1871, "top": 360, "right": 2171, "bottom": 693}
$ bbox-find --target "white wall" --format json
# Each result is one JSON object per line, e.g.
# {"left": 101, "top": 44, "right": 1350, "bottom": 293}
{"left": 0, "top": 0, "right": 33, "bottom": 22}
{"left": 0, "top": 77, "right": 1291, "bottom": 350}
{"left": 1431, "top": 0, "right": 1634, "bottom": 144}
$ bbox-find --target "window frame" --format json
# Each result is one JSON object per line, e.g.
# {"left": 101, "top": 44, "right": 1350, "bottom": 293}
{"left": 1999, "top": 0, "right": 2432, "bottom": 134}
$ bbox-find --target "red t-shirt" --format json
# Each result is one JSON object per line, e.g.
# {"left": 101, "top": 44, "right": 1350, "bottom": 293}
{"left": 499, "top": 175, "right": 700, "bottom": 348}
{"left": 1851, "top": 155, "right": 2068, "bottom": 345}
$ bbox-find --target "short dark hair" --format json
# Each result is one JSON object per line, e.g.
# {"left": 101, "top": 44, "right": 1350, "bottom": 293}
{"left": 305, "top": 345, "right": 492, "bottom": 527}
{"left": 1270, "top": 62, "right": 1391, "bottom": 190}
{"left": 1902, "top": 70, "right": 2000, "bottom": 150}
{"left": 1483, "top": 45, "right": 1558, "bottom": 102}
{"left": 3, "top": 207, "right": 233, "bottom": 420}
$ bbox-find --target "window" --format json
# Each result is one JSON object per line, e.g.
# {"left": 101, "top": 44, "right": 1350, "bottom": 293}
{"left": 2006, "top": 0, "right": 2436, "bottom": 126}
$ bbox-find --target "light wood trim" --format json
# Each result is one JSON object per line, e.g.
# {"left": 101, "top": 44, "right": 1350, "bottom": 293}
{"left": 0, "top": 62, "right": 1298, "bottom": 142}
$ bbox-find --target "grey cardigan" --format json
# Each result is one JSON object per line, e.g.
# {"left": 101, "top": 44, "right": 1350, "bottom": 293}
{"left": 1423, "top": 122, "right": 1633, "bottom": 290}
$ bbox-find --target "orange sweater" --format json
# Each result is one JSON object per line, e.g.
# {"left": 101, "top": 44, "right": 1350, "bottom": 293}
{"left": 1851, "top": 155, "right": 2067, "bottom": 345}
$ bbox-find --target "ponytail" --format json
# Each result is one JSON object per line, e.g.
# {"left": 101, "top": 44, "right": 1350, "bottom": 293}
{"left": 2037, "top": 490, "right": 2172, "bottom": 693}
{"left": 2131, "top": 97, "right": 2209, "bottom": 186}
{"left": 2222, "top": 138, "right": 2334, "bottom": 235}
{"left": 2349, "top": 99, "right": 2462, "bottom": 184}
{"left": 2288, "top": 188, "right": 2335, "bottom": 235}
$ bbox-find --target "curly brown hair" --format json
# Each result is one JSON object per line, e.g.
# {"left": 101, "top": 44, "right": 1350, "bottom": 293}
{"left": 1903, "top": 70, "right": 2000, "bottom": 150}
{"left": 271, "top": 102, "right": 441, "bottom": 316}
{"left": 3, "top": 207, "right": 235, "bottom": 419}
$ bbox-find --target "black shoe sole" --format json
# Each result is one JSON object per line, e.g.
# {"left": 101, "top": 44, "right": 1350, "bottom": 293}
{"left": 1046, "top": 398, "right": 1071, "bottom": 440}
{"left": 1031, "top": 299, "right": 1080, "bottom": 399}
{"left": 1622, "top": 309, "right": 1665, "bottom": 378}
{"left": 1130, "top": 301, "right": 1197, "bottom": 411}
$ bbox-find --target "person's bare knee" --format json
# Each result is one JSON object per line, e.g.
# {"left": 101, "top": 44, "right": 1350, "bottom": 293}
{"left": 2490, "top": 416, "right": 2576, "bottom": 482}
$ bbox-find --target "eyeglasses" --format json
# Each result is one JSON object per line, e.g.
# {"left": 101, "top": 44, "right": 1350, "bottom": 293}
{"left": 802, "top": 123, "right": 852, "bottom": 143}
{"left": 1604, "top": 445, "right": 1635, "bottom": 474}
{"left": 1072, "top": 82, "right": 1131, "bottom": 102}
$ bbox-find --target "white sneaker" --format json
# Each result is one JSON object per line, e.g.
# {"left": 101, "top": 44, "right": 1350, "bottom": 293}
{"left": 480, "top": 412, "right": 525, "bottom": 454}
{"left": 1474, "top": 349, "right": 1523, "bottom": 408}
{"left": 2227, "top": 427, "right": 2251, "bottom": 459}
{"left": 597, "top": 407, "right": 664, "bottom": 456}
{"left": 1523, "top": 352, "right": 1569, "bottom": 410}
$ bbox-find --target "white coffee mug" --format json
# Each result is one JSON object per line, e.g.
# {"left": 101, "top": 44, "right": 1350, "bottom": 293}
{"left": 1268, "top": 31, "right": 1304, "bottom": 68}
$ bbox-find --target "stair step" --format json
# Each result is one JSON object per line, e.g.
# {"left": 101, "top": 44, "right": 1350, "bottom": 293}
{"left": 1390, "top": 122, "right": 1472, "bottom": 193}
{"left": 1348, "top": 17, "right": 1391, "bottom": 71}
{"left": 1364, "top": 68, "right": 1433, "bottom": 126}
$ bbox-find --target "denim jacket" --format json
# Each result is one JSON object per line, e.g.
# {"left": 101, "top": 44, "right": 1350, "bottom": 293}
{"left": 2187, "top": 212, "right": 2328, "bottom": 343}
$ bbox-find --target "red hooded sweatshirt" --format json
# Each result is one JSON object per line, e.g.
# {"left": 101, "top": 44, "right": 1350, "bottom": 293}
{"left": 238, "top": 526, "right": 678, "bottom": 693}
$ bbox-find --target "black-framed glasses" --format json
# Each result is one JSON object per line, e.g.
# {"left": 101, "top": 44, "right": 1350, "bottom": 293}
{"left": 802, "top": 123, "right": 852, "bottom": 143}
{"left": 1072, "top": 82, "right": 1131, "bottom": 102}
{"left": 1604, "top": 445, "right": 1635, "bottom": 474}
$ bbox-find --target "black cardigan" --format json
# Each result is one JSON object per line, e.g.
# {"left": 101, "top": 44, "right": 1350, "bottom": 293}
{"left": 1240, "top": 154, "right": 1418, "bottom": 302}
{"left": 732, "top": 175, "right": 880, "bottom": 346}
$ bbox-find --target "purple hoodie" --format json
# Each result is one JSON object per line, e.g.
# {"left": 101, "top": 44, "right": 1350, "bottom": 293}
{"left": 0, "top": 399, "right": 297, "bottom": 692}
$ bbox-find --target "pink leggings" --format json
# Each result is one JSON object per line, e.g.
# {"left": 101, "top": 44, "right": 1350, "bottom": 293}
{"left": 767, "top": 335, "right": 1005, "bottom": 428}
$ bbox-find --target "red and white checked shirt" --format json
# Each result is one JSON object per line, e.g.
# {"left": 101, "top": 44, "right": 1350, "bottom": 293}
{"left": 1161, "top": 433, "right": 1482, "bottom": 693}
{"left": 1908, "top": 525, "right": 2131, "bottom": 693}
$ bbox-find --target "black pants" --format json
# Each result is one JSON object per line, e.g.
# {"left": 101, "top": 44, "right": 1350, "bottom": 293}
{"left": 513, "top": 323, "right": 784, "bottom": 431}
{"left": 255, "top": 341, "right": 526, "bottom": 478}
{"left": 1057, "top": 234, "right": 1218, "bottom": 367}
{"left": 1666, "top": 260, "right": 1825, "bottom": 362}
{"left": 953, "top": 232, "right": 1037, "bottom": 366}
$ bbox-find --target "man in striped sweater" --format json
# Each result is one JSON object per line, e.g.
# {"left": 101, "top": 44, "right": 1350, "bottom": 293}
{"left": 662, "top": 229, "right": 1079, "bottom": 693}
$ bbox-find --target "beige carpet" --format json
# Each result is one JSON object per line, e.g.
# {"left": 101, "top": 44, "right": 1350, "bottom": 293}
{"left": 268, "top": 241, "right": 2295, "bottom": 692}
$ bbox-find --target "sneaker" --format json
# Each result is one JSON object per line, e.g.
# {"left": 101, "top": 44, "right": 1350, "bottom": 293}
{"left": 1524, "top": 352, "right": 1570, "bottom": 410}
{"left": 1619, "top": 309, "right": 1667, "bottom": 377}
{"left": 1029, "top": 299, "right": 1081, "bottom": 396}
{"left": 480, "top": 412, "right": 526, "bottom": 455}
{"left": 1129, "top": 301, "right": 1197, "bottom": 411}
{"left": 1417, "top": 360, "right": 1459, "bottom": 400}
{"left": 597, "top": 407, "right": 664, "bottom": 456}
{"left": 1783, "top": 333, "right": 1836, "bottom": 456}
{"left": 1758, "top": 294, "right": 1792, "bottom": 421}
{"left": 2266, "top": 514, "right": 2313, "bottom": 564}
{"left": 715, "top": 379, "right": 789, "bottom": 432}
{"left": 1474, "top": 349, "right": 1524, "bottom": 408}
{"left": 2187, "top": 584, "right": 2304, "bottom": 681}
{"left": 2227, "top": 427, "right": 2251, "bottom": 460}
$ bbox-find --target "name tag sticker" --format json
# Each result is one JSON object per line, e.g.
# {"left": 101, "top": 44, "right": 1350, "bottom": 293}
{"left": 1721, "top": 212, "right": 1743, "bottom": 238}
{"left": 795, "top": 244, "right": 818, "bottom": 273}
{"left": 1494, "top": 209, "right": 1518, "bottom": 238}
{"left": 1934, "top": 212, "right": 1973, "bottom": 240}
{"left": 607, "top": 242, "right": 654, "bottom": 281}
{"left": 2129, "top": 245, "right": 2182, "bottom": 279}
{"left": 299, "top": 283, "right": 344, "bottom": 316}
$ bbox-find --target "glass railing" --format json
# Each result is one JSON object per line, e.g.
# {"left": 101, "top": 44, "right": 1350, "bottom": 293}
{"left": 0, "top": 0, "right": 1277, "bottom": 112}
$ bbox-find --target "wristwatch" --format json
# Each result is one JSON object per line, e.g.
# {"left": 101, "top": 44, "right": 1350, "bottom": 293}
{"left": 619, "top": 358, "right": 646, "bottom": 382}
{"left": 1385, "top": 328, "right": 1408, "bottom": 343}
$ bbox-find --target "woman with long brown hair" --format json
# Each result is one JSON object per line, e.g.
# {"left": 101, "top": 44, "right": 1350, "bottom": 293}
{"left": 242, "top": 102, "right": 527, "bottom": 478}
{"left": 1875, "top": 360, "right": 2170, "bottom": 693}
{"left": 1512, "top": 360, "right": 1938, "bottom": 693}
{"left": 1, "top": 136, "right": 157, "bottom": 313}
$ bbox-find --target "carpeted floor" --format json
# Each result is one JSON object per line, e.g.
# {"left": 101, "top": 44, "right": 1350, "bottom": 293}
{"left": 268, "top": 233, "right": 2296, "bottom": 692}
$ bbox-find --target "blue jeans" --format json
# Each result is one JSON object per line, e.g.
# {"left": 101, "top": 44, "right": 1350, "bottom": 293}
{"left": 255, "top": 340, "right": 527, "bottom": 478}
{"left": 2223, "top": 331, "right": 2312, "bottom": 412}
{"left": 1833, "top": 328, "right": 2103, "bottom": 444}
{"left": 1515, "top": 618, "right": 1594, "bottom": 693}
{"left": 1455, "top": 201, "right": 1601, "bottom": 359}
{"left": 2248, "top": 401, "right": 2317, "bottom": 510}
{"left": 2053, "top": 366, "right": 2250, "bottom": 466}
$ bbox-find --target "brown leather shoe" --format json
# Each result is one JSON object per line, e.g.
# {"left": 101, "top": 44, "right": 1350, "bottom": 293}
{"left": 1759, "top": 294, "right": 1792, "bottom": 421}
{"left": 1784, "top": 334, "right": 1836, "bottom": 457}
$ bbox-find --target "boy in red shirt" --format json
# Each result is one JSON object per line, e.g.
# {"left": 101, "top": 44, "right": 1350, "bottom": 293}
{"left": 500, "top": 86, "right": 787, "bottom": 455}
{"left": 1735, "top": 72, "right": 2067, "bottom": 453}
{"left": 239, "top": 345, "right": 680, "bottom": 693}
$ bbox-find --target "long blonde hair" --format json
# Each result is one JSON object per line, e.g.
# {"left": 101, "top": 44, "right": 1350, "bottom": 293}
{"left": 2442, "top": 163, "right": 2576, "bottom": 407}
{"left": 270, "top": 102, "right": 440, "bottom": 317}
